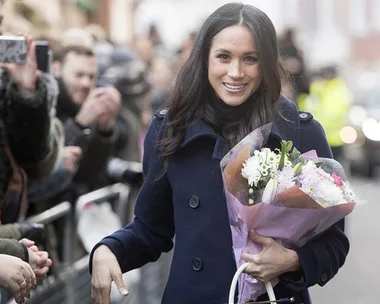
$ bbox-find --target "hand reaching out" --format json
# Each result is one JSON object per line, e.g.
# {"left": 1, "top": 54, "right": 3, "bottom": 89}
{"left": 19, "top": 238, "right": 52, "bottom": 279}
{"left": 0, "top": 254, "right": 36, "bottom": 304}
{"left": 91, "top": 245, "right": 128, "bottom": 304}
{"left": 61, "top": 146, "right": 82, "bottom": 173}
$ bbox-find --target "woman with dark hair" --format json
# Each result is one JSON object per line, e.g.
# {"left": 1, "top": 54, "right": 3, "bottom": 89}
{"left": 90, "top": 3, "right": 349, "bottom": 304}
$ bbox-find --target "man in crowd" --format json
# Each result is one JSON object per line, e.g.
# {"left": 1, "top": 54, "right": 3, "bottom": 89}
{"left": 52, "top": 45, "right": 121, "bottom": 198}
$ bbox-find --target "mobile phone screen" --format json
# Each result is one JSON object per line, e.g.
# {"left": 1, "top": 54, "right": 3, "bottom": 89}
{"left": 35, "top": 41, "right": 50, "bottom": 73}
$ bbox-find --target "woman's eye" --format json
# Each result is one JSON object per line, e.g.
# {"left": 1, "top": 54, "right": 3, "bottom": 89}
{"left": 217, "top": 54, "right": 230, "bottom": 60}
{"left": 245, "top": 56, "right": 259, "bottom": 63}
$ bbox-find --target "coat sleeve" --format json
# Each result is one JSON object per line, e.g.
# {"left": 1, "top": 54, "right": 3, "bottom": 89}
{"left": 89, "top": 115, "right": 174, "bottom": 274}
{"left": 62, "top": 118, "right": 116, "bottom": 184}
{"left": 6, "top": 73, "right": 61, "bottom": 180}
{"left": 280, "top": 118, "right": 349, "bottom": 290}
{"left": 0, "top": 238, "right": 28, "bottom": 261}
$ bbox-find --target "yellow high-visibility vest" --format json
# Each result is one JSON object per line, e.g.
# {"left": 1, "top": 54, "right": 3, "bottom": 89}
{"left": 298, "top": 77, "right": 351, "bottom": 147}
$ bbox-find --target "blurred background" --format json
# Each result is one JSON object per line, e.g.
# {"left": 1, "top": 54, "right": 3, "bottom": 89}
{"left": 1, "top": 0, "right": 379, "bottom": 303}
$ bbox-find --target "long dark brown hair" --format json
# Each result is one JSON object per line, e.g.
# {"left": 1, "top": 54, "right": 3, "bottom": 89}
{"left": 160, "top": 3, "right": 282, "bottom": 158}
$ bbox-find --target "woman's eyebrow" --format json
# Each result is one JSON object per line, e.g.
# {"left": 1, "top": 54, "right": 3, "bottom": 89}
{"left": 214, "top": 48, "right": 258, "bottom": 55}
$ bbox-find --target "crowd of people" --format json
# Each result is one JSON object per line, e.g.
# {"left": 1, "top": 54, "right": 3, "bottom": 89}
{"left": 0, "top": 7, "right": 193, "bottom": 303}
{"left": 0, "top": 2, "right": 353, "bottom": 304}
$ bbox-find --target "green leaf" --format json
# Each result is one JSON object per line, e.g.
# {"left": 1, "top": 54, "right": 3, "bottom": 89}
{"left": 278, "top": 140, "right": 293, "bottom": 170}
{"left": 290, "top": 146, "right": 301, "bottom": 162}
{"left": 293, "top": 162, "right": 303, "bottom": 176}
{"left": 76, "top": 0, "right": 97, "bottom": 13}
{"left": 315, "top": 162, "right": 323, "bottom": 168}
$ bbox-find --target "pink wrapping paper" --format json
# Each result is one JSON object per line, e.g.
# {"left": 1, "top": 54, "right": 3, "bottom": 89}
{"left": 220, "top": 124, "right": 357, "bottom": 303}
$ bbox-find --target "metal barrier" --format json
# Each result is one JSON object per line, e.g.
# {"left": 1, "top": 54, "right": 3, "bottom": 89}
{"left": 6, "top": 183, "right": 131, "bottom": 304}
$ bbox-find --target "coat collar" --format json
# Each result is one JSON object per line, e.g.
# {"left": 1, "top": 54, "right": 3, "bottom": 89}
{"left": 181, "top": 97, "right": 298, "bottom": 160}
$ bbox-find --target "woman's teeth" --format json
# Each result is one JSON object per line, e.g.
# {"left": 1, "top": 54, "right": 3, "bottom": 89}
{"left": 224, "top": 83, "right": 246, "bottom": 91}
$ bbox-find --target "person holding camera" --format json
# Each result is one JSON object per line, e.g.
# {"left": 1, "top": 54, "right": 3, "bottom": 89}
{"left": 52, "top": 45, "right": 121, "bottom": 198}
{"left": 0, "top": 34, "right": 60, "bottom": 303}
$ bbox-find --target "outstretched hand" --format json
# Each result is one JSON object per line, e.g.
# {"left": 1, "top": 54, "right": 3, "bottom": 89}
{"left": 0, "top": 254, "right": 36, "bottom": 304}
{"left": 19, "top": 238, "right": 52, "bottom": 279}
{"left": 91, "top": 245, "right": 128, "bottom": 304}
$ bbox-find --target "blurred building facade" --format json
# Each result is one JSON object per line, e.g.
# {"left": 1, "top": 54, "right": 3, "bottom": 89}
{"left": 284, "top": 0, "right": 380, "bottom": 90}
{"left": 2, "top": 0, "right": 135, "bottom": 45}
{"left": 134, "top": 0, "right": 380, "bottom": 90}
{"left": 3, "top": 0, "right": 379, "bottom": 90}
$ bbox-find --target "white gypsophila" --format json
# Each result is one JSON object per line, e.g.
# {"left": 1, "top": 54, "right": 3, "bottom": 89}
{"left": 274, "top": 154, "right": 292, "bottom": 169}
{"left": 276, "top": 166, "right": 296, "bottom": 193}
{"left": 342, "top": 181, "right": 356, "bottom": 203}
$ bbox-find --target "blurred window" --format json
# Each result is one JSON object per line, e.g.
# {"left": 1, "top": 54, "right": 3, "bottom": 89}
{"left": 370, "top": 0, "right": 380, "bottom": 32}
{"left": 317, "top": 0, "right": 335, "bottom": 32}
{"left": 306, "top": 0, "right": 318, "bottom": 33}
{"left": 282, "top": 0, "right": 300, "bottom": 28}
{"left": 349, "top": 0, "right": 368, "bottom": 36}
{"left": 362, "top": 89, "right": 380, "bottom": 108}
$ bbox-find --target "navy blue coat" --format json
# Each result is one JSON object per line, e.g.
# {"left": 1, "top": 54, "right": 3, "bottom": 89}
{"left": 90, "top": 98, "right": 349, "bottom": 304}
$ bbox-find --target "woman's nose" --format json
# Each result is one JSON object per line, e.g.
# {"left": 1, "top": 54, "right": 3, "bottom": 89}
{"left": 228, "top": 61, "right": 244, "bottom": 79}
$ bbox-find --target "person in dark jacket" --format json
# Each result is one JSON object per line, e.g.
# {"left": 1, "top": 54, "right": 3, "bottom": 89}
{"left": 53, "top": 45, "right": 121, "bottom": 196}
{"left": 0, "top": 34, "right": 59, "bottom": 303}
{"left": 90, "top": 3, "right": 349, "bottom": 304}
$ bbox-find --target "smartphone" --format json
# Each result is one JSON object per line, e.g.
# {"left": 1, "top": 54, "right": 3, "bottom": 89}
{"left": 0, "top": 36, "right": 27, "bottom": 63}
{"left": 35, "top": 40, "right": 51, "bottom": 73}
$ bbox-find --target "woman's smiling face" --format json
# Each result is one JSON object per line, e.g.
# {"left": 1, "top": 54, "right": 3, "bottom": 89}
{"left": 208, "top": 25, "right": 261, "bottom": 106}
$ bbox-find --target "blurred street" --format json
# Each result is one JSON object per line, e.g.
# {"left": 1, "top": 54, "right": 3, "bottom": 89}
{"left": 311, "top": 176, "right": 379, "bottom": 304}
{"left": 0, "top": 1, "right": 379, "bottom": 303}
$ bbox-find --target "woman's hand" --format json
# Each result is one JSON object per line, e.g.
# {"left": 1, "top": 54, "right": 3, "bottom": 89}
{"left": 241, "top": 230, "right": 300, "bottom": 282}
{"left": 0, "top": 34, "right": 39, "bottom": 97}
{"left": 0, "top": 254, "right": 36, "bottom": 304}
{"left": 91, "top": 245, "right": 128, "bottom": 304}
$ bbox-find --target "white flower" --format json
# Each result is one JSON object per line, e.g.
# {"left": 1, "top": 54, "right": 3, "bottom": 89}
{"left": 342, "top": 181, "right": 356, "bottom": 202}
{"left": 298, "top": 160, "right": 346, "bottom": 206}
{"left": 276, "top": 166, "right": 296, "bottom": 193}
{"left": 242, "top": 148, "right": 279, "bottom": 187}
{"left": 241, "top": 156, "right": 261, "bottom": 187}
{"left": 315, "top": 179, "right": 343, "bottom": 205}
{"left": 262, "top": 178, "right": 277, "bottom": 204}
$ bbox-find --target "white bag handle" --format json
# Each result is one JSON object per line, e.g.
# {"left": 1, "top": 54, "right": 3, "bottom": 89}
{"left": 228, "top": 262, "right": 276, "bottom": 304}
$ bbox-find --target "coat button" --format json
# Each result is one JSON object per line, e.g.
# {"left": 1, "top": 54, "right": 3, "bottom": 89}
{"left": 320, "top": 273, "right": 328, "bottom": 283}
{"left": 192, "top": 258, "right": 203, "bottom": 271}
{"left": 189, "top": 195, "right": 200, "bottom": 209}
{"left": 299, "top": 112, "right": 309, "bottom": 119}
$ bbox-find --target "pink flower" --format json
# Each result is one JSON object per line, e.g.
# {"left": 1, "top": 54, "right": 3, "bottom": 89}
{"left": 331, "top": 173, "right": 343, "bottom": 187}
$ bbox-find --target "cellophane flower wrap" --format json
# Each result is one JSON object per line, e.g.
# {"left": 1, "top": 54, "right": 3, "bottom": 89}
{"left": 220, "top": 123, "right": 357, "bottom": 303}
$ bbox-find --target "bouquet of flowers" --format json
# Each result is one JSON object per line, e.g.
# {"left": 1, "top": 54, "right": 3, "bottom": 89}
{"left": 221, "top": 124, "right": 357, "bottom": 304}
